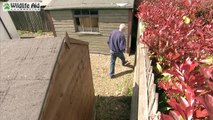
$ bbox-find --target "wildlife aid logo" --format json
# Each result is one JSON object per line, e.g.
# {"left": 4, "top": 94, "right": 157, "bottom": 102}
{"left": 3, "top": 2, "right": 40, "bottom": 11}
{"left": 3, "top": 2, "right": 11, "bottom": 11}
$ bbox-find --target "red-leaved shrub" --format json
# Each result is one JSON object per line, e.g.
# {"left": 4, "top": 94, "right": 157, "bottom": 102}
{"left": 136, "top": 0, "right": 213, "bottom": 119}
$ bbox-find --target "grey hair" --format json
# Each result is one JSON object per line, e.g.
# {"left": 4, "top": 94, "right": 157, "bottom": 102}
{"left": 119, "top": 23, "right": 126, "bottom": 31}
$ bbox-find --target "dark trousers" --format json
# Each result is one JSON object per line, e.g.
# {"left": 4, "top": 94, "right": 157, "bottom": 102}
{"left": 109, "top": 50, "right": 125, "bottom": 77}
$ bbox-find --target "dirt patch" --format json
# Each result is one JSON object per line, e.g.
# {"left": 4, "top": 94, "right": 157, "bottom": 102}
{"left": 90, "top": 54, "right": 135, "bottom": 120}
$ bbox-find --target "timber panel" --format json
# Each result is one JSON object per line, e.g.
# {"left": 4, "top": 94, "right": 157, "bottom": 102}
{"left": 40, "top": 37, "right": 94, "bottom": 120}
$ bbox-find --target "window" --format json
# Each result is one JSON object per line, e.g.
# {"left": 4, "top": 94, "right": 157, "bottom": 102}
{"left": 73, "top": 10, "right": 99, "bottom": 33}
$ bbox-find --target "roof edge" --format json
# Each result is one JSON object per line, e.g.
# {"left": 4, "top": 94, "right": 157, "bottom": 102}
{"left": 45, "top": 6, "right": 133, "bottom": 10}
{"left": 64, "top": 33, "right": 89, "bottom": 46}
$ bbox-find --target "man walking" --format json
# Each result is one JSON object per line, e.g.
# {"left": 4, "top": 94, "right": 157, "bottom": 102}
{"left": 107, "top": 23, "right": 128, "bottom": 79}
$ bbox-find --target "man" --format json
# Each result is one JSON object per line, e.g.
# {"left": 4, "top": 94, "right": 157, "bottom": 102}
{"left": 107, "top": 23, "right": 128, "bottom": 79}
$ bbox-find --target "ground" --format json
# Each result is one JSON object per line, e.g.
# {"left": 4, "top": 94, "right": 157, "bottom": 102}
{"left": 90, "top": 54, "right": 135, "bottom": 120}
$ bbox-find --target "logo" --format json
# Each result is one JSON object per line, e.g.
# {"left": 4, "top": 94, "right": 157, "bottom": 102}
{"left": 3, "top": 2, "right": 11, "bottom": 11}
{"left": 2, "top": 2, "right": 41, "bottom": 11}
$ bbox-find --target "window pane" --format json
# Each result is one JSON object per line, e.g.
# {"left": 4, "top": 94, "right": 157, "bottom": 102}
{"left": 91, "top": 18, "right": 98, "bottom": 27}
{"left": 79, "top": 17, "right": 91, "bottom": 27}
{"left": 76, "top": 17, "right": 80, "bottom": 25}
{"left": 90, "top": 10, "right": 98, "bottom": 15}
{"left": 74, "top": 9, "right": 99, "bottom": 32}
{"left": 74, "top": 10, "right": 80, "bottom": 15}
{"left": 82, "top": 10, "right": 89, "bottom": 15}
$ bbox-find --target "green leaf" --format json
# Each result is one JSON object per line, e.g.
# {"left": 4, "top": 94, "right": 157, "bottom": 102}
{"left": 180, "top": 115, "right": 184, "bottom": 120}
{"left": 183, "top": 16, "right": 190, "bottom": 24}
{"left": 159, "top": 106, "right": 172, "bottom": 112}
{"left": 158, "top": 55, "right": 163, "bottom": 62}
{"left": 200, "top": 56, "right": 213, "bottom": 65}
{"left": 162, "top": 73, "right": 172, "bottom": 81}
{"left": 156, "top": 62, "right": 163, "bottom": 73}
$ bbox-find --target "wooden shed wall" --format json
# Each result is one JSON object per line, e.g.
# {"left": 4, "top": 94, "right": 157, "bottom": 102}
{"left": 50, "top": 9, "right": 129, "bottom": 54}
{"left": 39, "top": 37, "right": 95, "bottom": 120}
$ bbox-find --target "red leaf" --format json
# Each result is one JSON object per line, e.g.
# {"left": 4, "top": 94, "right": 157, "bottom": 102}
{"left": 204, "top": 94, "right": 213, "bottom": 119}
{"left": 200, "top": 66, "right": 213, "bottom": 79}
{"left": 173, "top": 82, "right": 184, "bottom": 93}
{"left": 207, "top": 80, "right": 213, "bottom": 91}
{"left": 168, "top": 98, "right": 178, "bottom": 109}
{"left": 182, "top": 0, "right": 192, "bottom": 7}
{"left": 195, "top": 108, "right": 209, "bottom": 118}
{"left": 182, "top": 57, "right": 197, "bottom": 73}
{"left": 158, "top": 81, "right": 170, "bottom": 90}
{"left": 195, "top": 96, "right": 206, "bottom": 106}
{"left": 186, "top": 107, "right": 193, "bottom": 120}
{"left": 161, "top": 114, "right": 174, "bottom": 120}
{"left": 179, "top": 97, "right": 189, "bottom": 110}
{"left": 169, "top": 110, "right": 183, "bottom": 120}
{"left": 185, "top": 86, "right": 195, "bottom": 106}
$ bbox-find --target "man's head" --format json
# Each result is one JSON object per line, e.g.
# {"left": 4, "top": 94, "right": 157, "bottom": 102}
{"left": 119, "top": 23, "right": 126, "bottom": 32}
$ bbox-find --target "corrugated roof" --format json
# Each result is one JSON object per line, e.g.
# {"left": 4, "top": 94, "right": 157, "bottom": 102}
{"left": 45, "top": 0, "right": 134, "bottom": 10}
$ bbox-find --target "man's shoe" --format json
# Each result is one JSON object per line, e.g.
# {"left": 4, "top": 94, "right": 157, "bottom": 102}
{"left": 110, "top": 75, "right": 115, "bottom": 79}
{"left": 122, "top": 61, "right": 129, "bottom": 66}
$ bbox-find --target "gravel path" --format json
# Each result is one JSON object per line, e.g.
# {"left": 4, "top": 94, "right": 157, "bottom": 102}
{"left": 90, "top": 54, "right": 135, "bottom": 120}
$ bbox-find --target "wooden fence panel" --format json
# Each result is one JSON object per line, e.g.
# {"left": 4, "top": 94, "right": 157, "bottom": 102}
{"left": 130, "top": 20, "right": 159, "bottom": 120}
{"left": 9, "top": 9, "right": 51, "bottom": 32}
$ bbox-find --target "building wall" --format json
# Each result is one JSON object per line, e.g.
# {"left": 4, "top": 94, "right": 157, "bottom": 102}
{"left": 50, "top": 9, "right": 129, "bottom": 54}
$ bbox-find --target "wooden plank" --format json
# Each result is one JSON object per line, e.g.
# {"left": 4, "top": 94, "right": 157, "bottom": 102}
{"left": 130, "top": 44, "right": 140, "bottom": 120}
{"left": 147, "top": 67, "right": 153, "bottom": 88}
{"left": 39, "top": 37, "right": 94, "bottom": 120}
{"left": 148, "top": 73, "right": 154, "bottom": 91}
{"left": 0, "top": 2, "right": 19, "bottom": 39}
{"left": 148, "top": 84, "right": 156, "bottom": 114}
{"left": 138, "top": 44, "right": 149, "bottom": 120}
{"left": 53, "top": 21, "right": 73, "bottom": 25}
{"left": 149, "top": 93, "right": 159, "bottom": 119}
{"left": 99, "top": 10, "right": 128, "bottom": 15}
{"left": 50, "top": 10, "right": 72, "bottom": 16}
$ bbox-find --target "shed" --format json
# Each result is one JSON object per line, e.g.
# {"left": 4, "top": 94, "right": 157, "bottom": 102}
{"left": 0, "top": 2, "right": 19, "bottom": 40}
{"left": 0, "top": 35, "right": 95, "bottom": 120}
{"left": 45, "top": 0, "right": 134, "bottom": 54}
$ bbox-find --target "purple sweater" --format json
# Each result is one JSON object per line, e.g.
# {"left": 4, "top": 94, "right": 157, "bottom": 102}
{"left": 107, "top": 30, "right": 126, "bottom": 53}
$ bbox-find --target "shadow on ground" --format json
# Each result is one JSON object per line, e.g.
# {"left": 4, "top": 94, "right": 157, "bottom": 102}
{"left": 113, "top": 69, "right": 134, "bottom": 79}
{"left": 95, "top": 96, "right": 132, "bottom": 120}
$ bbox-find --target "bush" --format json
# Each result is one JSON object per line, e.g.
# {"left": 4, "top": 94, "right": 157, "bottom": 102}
{"left": 136, "top": 0, "right": 213, "bottom": 119}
